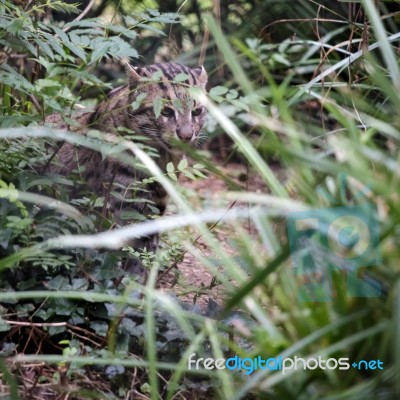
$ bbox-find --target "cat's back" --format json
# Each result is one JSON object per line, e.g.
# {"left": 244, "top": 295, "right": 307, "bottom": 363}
{"left": 44, "top": 110, "right": 101, "bottom": 178}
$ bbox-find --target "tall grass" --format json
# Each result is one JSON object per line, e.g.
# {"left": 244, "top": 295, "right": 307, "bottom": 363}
{"left": 0, "top": 0, "right": 399, "bottom": 399}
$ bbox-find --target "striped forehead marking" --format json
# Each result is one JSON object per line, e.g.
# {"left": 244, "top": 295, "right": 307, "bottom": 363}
{"left": 142, "top": 64, "right": 200, "bottom": 102}
{"left": 143, "top": 63, "right": 200, "bottom": 86}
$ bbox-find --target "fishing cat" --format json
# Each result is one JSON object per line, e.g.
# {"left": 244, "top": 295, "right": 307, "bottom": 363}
{"left": 46, "top": 62, "right": 208, "bottom": 278}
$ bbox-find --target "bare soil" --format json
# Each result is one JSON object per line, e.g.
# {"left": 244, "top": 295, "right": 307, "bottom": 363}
{"left": 158, "top": 161, "right": 269, "bottom": 310}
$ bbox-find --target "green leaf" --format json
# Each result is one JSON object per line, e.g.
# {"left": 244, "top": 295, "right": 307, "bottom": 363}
{"left": 229, "top": 99, "right": 249, "bottom": 111}
{"left": 69, "top": 32, "right": 84, "bottom": 46}
{"left": 192, "top": 169, "right": 207, "bottom": 178}
{"left": 152, "top": 16, "right": 180, "bottom": 24}
{"left": 6, "top": 18, "right": 25, "bottom": 35}
{"left": 131, "top": 101, "right": 140, "bottom": 111}
{"left": 90, "top": 38, "right": 110, "bottom": 64}
{"left": 0, "top": 319, "right": 10, "bottom": 332}
{"left": 63, "top": 39, "right": 87, "bottom": 61}
{"left": 183, "top": 170, "right": 196, "bottom": 180}
{"left": 166, "top": 162, "right": 175, "bottom": 174}
{"left": 131, "top": 93, "right": 147, "bottom": 111}
{"left": 0, "top": 70, "right": 34, "bottom": 92}
{"left": 177, "top": 158, "right": 188, "bottom": 171}
{"left": 167, "top": 172, "right": 178, "bottom": 181}
{"left": 212, "top": 95, "right": 225, "bottom": 103}
{"left": 172, "top": 98, "right": 184, "bottom": 114}
{"left": 124, "top": 16, "right": 138, "bottom": 25}
{"left": 152, "top": 97, "right": 163, "bottom": 118}
{"left": 136, "top": 93, "right": 148, "bottom": 102}
{"left": 226, "top": 89, "right": 239, "bottom": 100}
{"left": 64, "top": 19, "right": 101, "bottom": 29}
{"left": 41, "top": 33, "right": 66, "bottom": 58}
{"left": 148, "top": 9, "right": 160, "bottom": 16}
{"left": 107, "top": 37, "right": 139, "bottom": 59}
{"left": 34, "top": 39, "right": 55, "bottom": 60}
{"left": 174, "top": 73, "right": 189, "bottom": 82}
{"left": 151, "top": 70, "right": 163, "bottom": 81}
{"left": 137, "top": 23, "right": 166, "bottom": 36}
{"left": 35, "top": 79, "right": 61, "bottom": 89}
{"left": 52, "top": 26, "right": 70, "bottom": 44}
{"left": 46, "top": 1, "right": 80, "bottom": 13}
{"left": 209, "top": 86, "right": 229, "bottom": 97}
{"left": 105, "top": 24, "right": 137, "bottom": 40}
{"left": 193, "top": 163, "right": 205, "bottom": 169}
{"left": 272, "top": 53, "right": 290, "bottom": 66}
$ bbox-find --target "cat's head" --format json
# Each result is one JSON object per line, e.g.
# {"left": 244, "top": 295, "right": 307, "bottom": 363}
{"left": 125, "top": 62, "right": 208, "bottom": 146}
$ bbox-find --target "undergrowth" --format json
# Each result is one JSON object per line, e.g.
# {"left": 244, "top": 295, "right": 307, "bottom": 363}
{"left": 1, "top": 0, "right": 400, "bottom": 399}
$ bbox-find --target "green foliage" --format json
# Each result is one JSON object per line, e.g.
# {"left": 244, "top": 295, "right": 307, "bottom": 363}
{"left": 0, "top": 0, "right": 181, "bottom": 120}
{"left": 1, "top": 0, "right": 400, "bottom": 399}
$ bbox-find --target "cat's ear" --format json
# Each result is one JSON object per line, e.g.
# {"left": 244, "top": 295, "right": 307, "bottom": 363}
{"left": 193, "top": 65, "right": 208, "bottom": 88}
{"left": 125, "top": 63, "right": 143, "bottom": 86}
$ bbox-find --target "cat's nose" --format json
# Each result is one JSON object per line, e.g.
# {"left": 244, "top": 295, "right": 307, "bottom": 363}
{"left": 176, "top": 126, "right": 193, "bottom": 142}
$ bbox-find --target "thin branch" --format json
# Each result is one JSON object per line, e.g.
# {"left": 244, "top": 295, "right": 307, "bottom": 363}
{"left": 63, "top": 0, "right": 96, "bottom": 32}
{"left": 4, "top": 320, "right": 67, "bottom": 327}
{"left": 52, "top": 0, "right": 96, "bottom": 39}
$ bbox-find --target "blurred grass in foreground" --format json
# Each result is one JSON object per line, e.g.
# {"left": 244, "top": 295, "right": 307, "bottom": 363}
{"left": 1, "top": 0, "right": 400, "bottom": 399}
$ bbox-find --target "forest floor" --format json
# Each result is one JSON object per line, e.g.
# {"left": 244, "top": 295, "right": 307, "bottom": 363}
{"left": 6, "top": 160, "right": 277, "bottom": 400}
{"left": 158, "top": 160, "right": 272, "bottom": 311}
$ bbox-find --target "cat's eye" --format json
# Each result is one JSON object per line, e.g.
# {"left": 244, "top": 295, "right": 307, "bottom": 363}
{"left": 192, "top": 108, "right": 203, "bottom": 116}
{"left": 161, "top": 107, "right": 174, "bottom": 117}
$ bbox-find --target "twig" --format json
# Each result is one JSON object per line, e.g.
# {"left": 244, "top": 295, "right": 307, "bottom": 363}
{"left": 5, "top": 320, "right": 68, "bottom": 327}
{"left": 62, "top": 0, "right": 96, "bottom": 32}
{"left": 157, "top": 200, "right": 237, "bottom": 283}
{"left": 53, "top": 0, "right": 96, "bottom": 39}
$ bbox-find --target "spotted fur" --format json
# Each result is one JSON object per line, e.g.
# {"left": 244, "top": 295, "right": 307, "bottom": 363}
{"left": 46, "top": 62, "right": 208, "bottom": 277}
